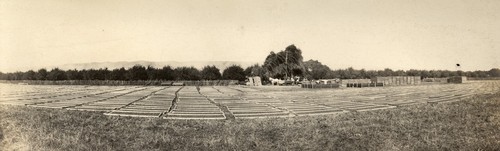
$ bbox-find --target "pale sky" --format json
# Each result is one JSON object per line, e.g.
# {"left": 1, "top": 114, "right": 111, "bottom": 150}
{"left": 1, "top": 0, "right": 499, "bottom": 72}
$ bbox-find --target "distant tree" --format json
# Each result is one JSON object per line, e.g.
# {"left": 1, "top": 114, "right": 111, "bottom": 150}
{"left": 365, "top": 70, "right": 378, "bottom": 78}
{"left": 489, "top": 68, "right": 500, "bottom": 77}
{"left": 303, "top": 60, "right": 332, "bottom": 80}
{"left": 109, "top": 68, "right": 127, "bottom": 80}
{"left": 245, "top": 64, "right": 269, "bottom": 82}
{"left": 145, "top": 66, "right": 158, "bottom": 80}
{"left": 81, "top": 69, "right": 92, "bottom": 80}
{"left": 428, "top": 70, "right": 441, "bottom": 78}
{"left": 95, "top": 68, "right": 109, "bottom": 80}
{"left": 348, "top": 67, "right": 361, "bottom": 79}
{"left": 420, "top": 70, "right": 430, "bottom": 78}
{"left": 244, "top": 66, "right": 253, "bottom": 76}
{"left": 441, "top": 70, "right": 450, "bottom": 77}
{"left": 476, "top": 70, "right": 488, "bottom": 77}
{"left": 17, "top": 72, "right": 25, "bottom": 80}
{"left": 8, "top": 72, "right": 23, "bottom": 80}
{"left": 330, "top": 69, "right": 341, "bottom": 79}
{"left": 450, "top": 70, "right": 458, "bottom": 77}
{"left": 222, "top": 65, "right": 246, "bottom": 81}
{"left": 394, "top": 70, "right": 406, "bottom": 76}
{"left": 406, "top": 69, "right": 420, "bottom": 76}
{"left": 158, "top": 66, "right": 175, "bottom": 80}
{"left": 3, "top": 73, "right": 12, "bottom": 80}
{"left": 468, "top": 71, "right": 474, "bottom": 77}
{"left": 463, "top": 71, "right": 473, "bottom": 77}
{"left": 359, "top": 69, "right": 368, "bottom": 79}
{"left": 47, "top": 68, "right": 67, "bottom": 80}
{"left": 174, "top": 66, "right": 201, "bottom": 80}
{"left": 22, "top": 70, "right": 36, "bottom": 80}
{"left": 375, "top": 68, "right": 393, "bottom": 77}
{"left": 244, "top": 64, "right": 265, "bottom": 77}
{"left": 66, "top": 69, "right": 83, "bottom": 80}
{"left": 127, "top": 65, "right": 148, "bottom": 81}
{"left": 201, "top": 65, "right": 222, "bottom": 80}
{"left": 36, "top": 69, "right": 48, "bottom": 80}
{"left": 82, "top": 69, "right": 102, "bottom": 80}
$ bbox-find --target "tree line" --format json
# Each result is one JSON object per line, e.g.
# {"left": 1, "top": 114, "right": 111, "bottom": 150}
{"left": 0, "top": 65, "right": 247, "bottom": 81}
{"left": 1, "top": 63, "right": 499, "bottom": 82}
{"left": 2, "top": 44, "right": 499, "bottom": 82}
{"left": 300, "top": 59, "right": 500, "bottom": 80}
{"left": 245, "top": 60, "right": 500, "bottom": 80}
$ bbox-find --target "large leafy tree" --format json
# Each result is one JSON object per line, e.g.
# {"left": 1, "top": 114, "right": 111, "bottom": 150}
{"left": 201, "top": 65, "right": 222, "bottom": 80}
{"left": 263, "top": 44, "right": 305, "bottom": 79}
{"left": 263, "top": 51, "right": 279, "bottom": 77}
{"left": 222, "top": 65, "right": 246, "bottom": 81}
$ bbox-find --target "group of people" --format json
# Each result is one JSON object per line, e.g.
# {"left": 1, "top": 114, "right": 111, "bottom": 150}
{"left": 268, "top": 76, "right": 305, "bottom": 85}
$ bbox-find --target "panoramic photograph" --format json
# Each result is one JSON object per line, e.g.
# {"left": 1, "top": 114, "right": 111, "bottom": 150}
{"left": 1, "top": 0, "right": 499, "bottom": 150}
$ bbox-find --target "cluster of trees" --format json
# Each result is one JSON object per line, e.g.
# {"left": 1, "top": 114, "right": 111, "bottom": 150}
{"left": 301, "top": 59, "right": 500, "bottom": 79}
{"left": 259, "top": 45, "right": 500, "bottom": 80}
{"left": 261, "top": 57, "right": 500, "bottom": 80}
{"left": 262, "top": 45, "right": 305, "bottom": 79}
{"left": 1, "top": 62, "right": 499, "bottom": 82}
{"left": 0, "top": 65, "right": 248, "bottom": 81}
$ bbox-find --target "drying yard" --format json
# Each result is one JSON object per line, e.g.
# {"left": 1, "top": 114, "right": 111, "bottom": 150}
{"left": 1, "top": 81, "right": 499, "bottom": 120}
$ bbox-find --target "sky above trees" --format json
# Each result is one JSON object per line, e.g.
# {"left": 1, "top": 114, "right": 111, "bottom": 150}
{"left": 1, "top": 0, "right": 499, "bottom": 72}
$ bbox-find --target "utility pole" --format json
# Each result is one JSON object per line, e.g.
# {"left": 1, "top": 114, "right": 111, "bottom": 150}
{"left": 456, "top": 64, "right": 462, "bottom": 76}
{"left": 285, "top": 49, "right": 288, "bottom": 80}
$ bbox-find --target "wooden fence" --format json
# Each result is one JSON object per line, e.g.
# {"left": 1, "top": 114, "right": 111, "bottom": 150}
{"left": 301, "top": 83, "right": 340, "bottom": 89}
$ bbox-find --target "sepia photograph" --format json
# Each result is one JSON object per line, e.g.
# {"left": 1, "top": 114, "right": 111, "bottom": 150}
{"left": 1, "top": 0, "right": 499, "bottom": 150}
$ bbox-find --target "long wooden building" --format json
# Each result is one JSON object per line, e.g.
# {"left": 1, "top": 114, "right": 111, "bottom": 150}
{"left": 371, "top": 76, "right": 421, "bottom": 86}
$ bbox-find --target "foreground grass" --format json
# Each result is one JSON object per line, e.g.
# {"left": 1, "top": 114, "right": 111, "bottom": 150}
{"left": 1, "top": 94, "right": 500, "bottom": 150}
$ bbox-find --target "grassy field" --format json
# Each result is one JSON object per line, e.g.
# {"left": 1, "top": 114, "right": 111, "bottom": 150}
{"left": 1, "top": 93, "right": 499, "bottom": 150}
